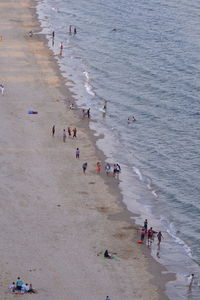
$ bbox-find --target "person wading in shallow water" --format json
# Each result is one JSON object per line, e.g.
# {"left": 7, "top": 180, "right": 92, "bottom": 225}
{"left": 157, "top": 231, "right": 164, "bottom": 247}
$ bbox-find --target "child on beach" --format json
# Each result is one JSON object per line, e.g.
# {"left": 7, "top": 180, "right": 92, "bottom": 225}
{"left": 96, "top": 162, "right": 101, "bottom": 173}
{"left": 105, "top": 163, "right": 111, "bottom": 176}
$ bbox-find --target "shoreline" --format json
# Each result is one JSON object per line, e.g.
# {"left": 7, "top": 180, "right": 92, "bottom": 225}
{"left": 0, "top": 0, "right": 174, "bottom": 299}
{"left": 35, "top": 1, "right": 175, "bottom": 298}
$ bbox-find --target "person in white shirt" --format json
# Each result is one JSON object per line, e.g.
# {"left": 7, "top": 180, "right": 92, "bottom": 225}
{"left": 9, "top": 282, "right": 16, "bottom": 292}
{"left": 0, "top": 84, "right": 4, "bottom": 95}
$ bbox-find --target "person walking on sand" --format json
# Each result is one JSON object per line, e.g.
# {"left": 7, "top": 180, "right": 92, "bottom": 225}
{"left": 68, "top": 127, "right": 71, "bottom": 137}
{"left": 157, "top": 231, "right": 163, "bottom": 246}
{"left": 69, "top": 25, "right": 72, "bottom": 35}
{"left": 96, "top": 162, "right": 101, "bottom": 173}
{"left": 73, "top": 127, "right": 77, "bottom": 138}
{"left": 74, "top": 27, "right": 77, "bottom": 35}
{"left": 52, "top": 125, "right": 55, "bottom": 137}
{"left": 63, "top": 129, "right": 67, "bottom": 142}
{"left": 76, "top": 148, "right": 80, "bottom": 159}
{"left": 82, "top": 162, "right": 87, "bottom": 174}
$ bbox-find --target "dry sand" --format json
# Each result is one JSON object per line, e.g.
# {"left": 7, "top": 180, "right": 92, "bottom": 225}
{"left": 0, "top": 1, "right": 173, "bottom": 299}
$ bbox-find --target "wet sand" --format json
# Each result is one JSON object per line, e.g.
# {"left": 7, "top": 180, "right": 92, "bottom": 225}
{"left": 0, "top": 0, "right": 174, "bottom": 299}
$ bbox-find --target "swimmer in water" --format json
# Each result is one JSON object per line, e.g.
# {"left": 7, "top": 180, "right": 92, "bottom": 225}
{"left": 128, "top": 115, "right": 136, "bottom": 124}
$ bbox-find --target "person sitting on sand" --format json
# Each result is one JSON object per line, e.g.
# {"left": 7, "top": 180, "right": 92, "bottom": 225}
{"left": 22, "top": 283, "right": 30, "bottom": 292}
{"left": 28, "top": 283, "right": 36, "bottom": 293}
{"left": 104, "top": 250, "right": 112, "bottom": 259}
{"left": 69, "top": 103, "right": 75, "bottom": 110}
{"left": 9, "top": 282, "right": 16, "bottom": 293}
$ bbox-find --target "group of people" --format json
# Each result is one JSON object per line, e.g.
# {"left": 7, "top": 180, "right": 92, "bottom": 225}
{"left": 51, "top": 125, "right": 77, "bottom": 140}
{"left": 82, "top": 108, "right": 91, "bottom": 119}
{"left": 81, "top": 161, "right": 121, "bottom": 178}
{"left": 96, "top": 162, "right": 121, "bottom": 178}
{"left": 69, "top": 25, "right": 77, "bottom": 35}
{"left": 9, "top": 277, "right": 35, "bottom": 294}
{"left": 140, "top": 219, "right": 163, "bottom": 248}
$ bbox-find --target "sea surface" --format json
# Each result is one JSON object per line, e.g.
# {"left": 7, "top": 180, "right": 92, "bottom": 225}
{"left": 36, "top": 0, "right": 200, "bottom": 298}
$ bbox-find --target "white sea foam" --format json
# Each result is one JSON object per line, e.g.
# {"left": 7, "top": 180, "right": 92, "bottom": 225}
{"left": 167, "top": 222, "right": 193, "bottom": 258}
{"left": 83, "top": 71, "right": 95, "bottom": 96}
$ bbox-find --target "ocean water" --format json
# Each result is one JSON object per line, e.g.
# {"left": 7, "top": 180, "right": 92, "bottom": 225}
{"left": 36, "top": 0, "right": 200, "bottom": 298}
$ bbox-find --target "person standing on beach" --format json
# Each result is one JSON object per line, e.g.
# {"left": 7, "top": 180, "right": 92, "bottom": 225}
{"left": 76, "top": 148, "right": 80, "bottom": 159}
{"left": 16, "top": 277, "right": 23, "bottom": 291}
{"left": 0, "top": 84, "right": 4, "bottom": 95}
{"left": 116, "top": 163, "right": 121, "bottom": 179}
{"left": 73, "top": 128, "right": 77, "bottom": 138}
{"left": 147, "top": 227, "right": 157, "bottom": 246}
{"left": 105, "top": 297, "right": 111, "bottom": 300}
{"left": 69, "top": 25, "right": 72, "bottom": 35}
{"left": 68, "top": 127, "right": 71, "bottom": 137}
{"left": 144, "top": 219, "right": 148, "bottom": 233}
{"left": 63, "top": 129, "right": 66, "bottom": 142}
{"left": 82, "top": 162, "right": 87, "bottom": 174}
{"left": 96, "top": 162, "right": 101, "bottom": 173}
{"left": 74, "top": 27, "right": 77, "bottom": 35}
{"left": 52, "top": 31, "right": 55, "bottom": 46}
{"left": 188, "top": 274, "right": 195, "bottom": 290}
{"left": 157, "top": 231, "right": 163, "bottom": 247}
{"left": 105, "top": 163, "right": 111, "bottom": 176}
{"left": 60, "top": 42, "right": 63, "bottom": 56}
{"left": 52, "top": 125, "right": 55, "bottom": 137}
{"left": 87, "top": 108, "right": 90, "bottom": 118}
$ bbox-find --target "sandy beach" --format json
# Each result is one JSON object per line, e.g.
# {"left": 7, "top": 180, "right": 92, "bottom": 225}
{"left": 0, "top": 1, "right": 173, "bottom": 299}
